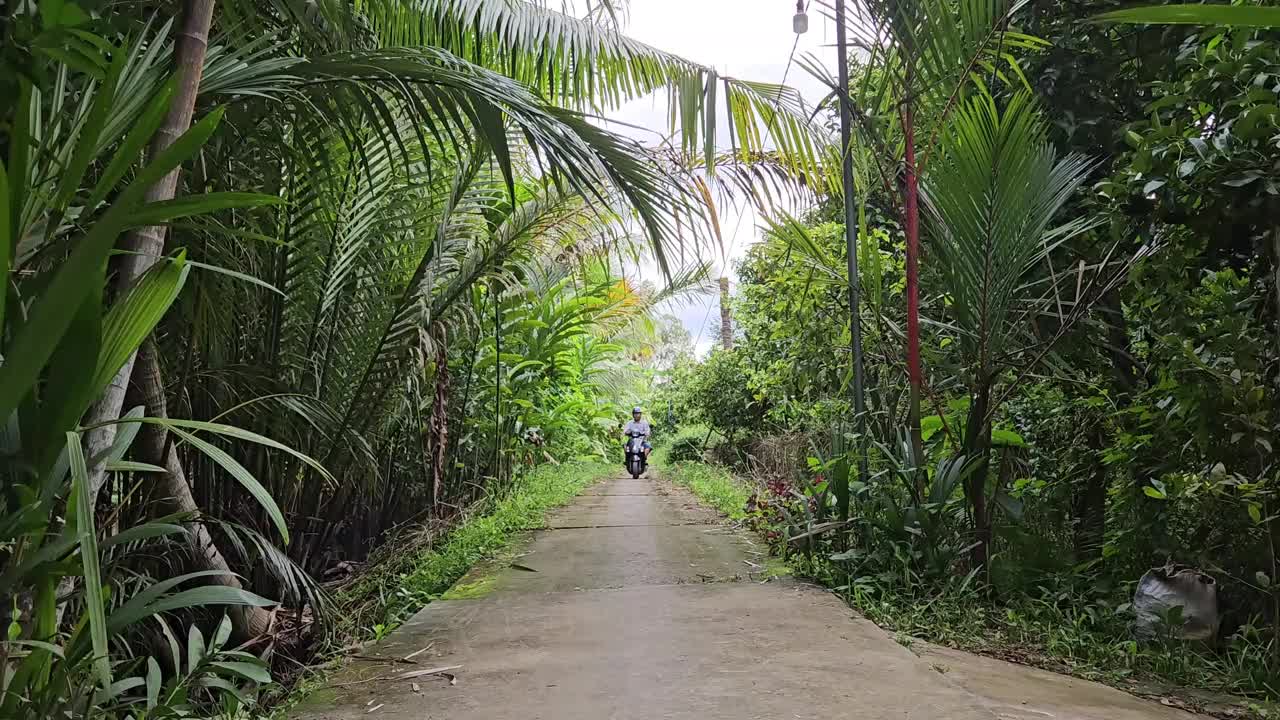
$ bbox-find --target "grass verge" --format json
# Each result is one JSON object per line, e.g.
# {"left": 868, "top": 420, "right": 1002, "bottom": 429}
{"left": 340, "top": 461, "right": 608, "bottom": 635}
{"left": 834, "top": 579, "right": 1278, "bottom": 717}
{"left": 651, "top": 457, "right": 1274, "bottom": 718}
{"left": 279, "top": 461, "right": 607, "bottom": 710}
{"left": 654, "top": 451, "right": 750, "bottom": 521}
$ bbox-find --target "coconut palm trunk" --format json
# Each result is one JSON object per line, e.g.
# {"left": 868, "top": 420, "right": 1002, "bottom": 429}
{"left": 82, "top": 0, "right": 215, "bottom": 498}
{"left": 429, "top": 326, "right": 451, "bottom": 508}
{"left": 74, "top": 0, "right": 275, "bottom": 637}
{"left": 718, "top": 276, "right": 734, "bottom": 350}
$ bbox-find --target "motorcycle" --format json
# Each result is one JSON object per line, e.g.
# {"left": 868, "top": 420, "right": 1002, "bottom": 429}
{"left": 624, "top": 430, "right": 648, "bottom": 479}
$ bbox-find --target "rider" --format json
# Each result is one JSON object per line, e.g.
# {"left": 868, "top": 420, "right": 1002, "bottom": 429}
{"left": 622, "top": 406, "right": 652, "bottom": 460}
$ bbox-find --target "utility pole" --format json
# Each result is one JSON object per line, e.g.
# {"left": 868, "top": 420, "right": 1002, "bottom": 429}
{"left": 718, "top": 276, "right": 734, "bottom": 350}
{"left": 833, "top": 0, "right": 869, "bottom": 515}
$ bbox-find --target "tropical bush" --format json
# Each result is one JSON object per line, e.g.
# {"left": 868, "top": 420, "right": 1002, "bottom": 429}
{"left": 664, "top": 428, "right": 708, "bottom": 464}
{"left": 667, "top": 0, "right": 1280, "bottom": 703}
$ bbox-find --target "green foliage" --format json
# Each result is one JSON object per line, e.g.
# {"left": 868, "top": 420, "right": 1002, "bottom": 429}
{"left": 0, "top": 23, "right": 310, "bottom": 715}
{"left": 668, "top": 10, "right": 1280, "bottom": 703}
{"left": 674, "top": 349, "right": 762, "bottom": 443}
{"left": 843, "top": 580, "right": 1278, "bottom": 701}
{"left": 664, "top": 427, "right": 709, "bottom": 464}
{"left": 1096, "top": 5, "right": 1280, "bottom": 28}
{"left": 1099, "top": 28, "right": 1279, "bottom": 232}
{"left": 4, "top": 0, "right": 809, "bottom": 714}
{"left": 10, "top": 0, "right": 1280, "bottom": 711}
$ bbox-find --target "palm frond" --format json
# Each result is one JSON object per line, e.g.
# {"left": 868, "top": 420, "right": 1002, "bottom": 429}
{"left": 920, "top": 90, "right": 1097, "bottom": 373}
{"left": 227, "top": 0, "right": 832, "bottom": 187}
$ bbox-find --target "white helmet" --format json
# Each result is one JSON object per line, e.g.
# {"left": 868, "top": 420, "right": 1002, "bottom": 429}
{"left": 632, "top": 406, "right": 643, "bottom": 413}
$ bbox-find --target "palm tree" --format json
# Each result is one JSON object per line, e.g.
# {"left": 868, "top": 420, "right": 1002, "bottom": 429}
{"left": 810, "top": 0, "right": 1048, "bottom": 459}
{"left": 73, "top": 0, "right": 832, "bottom": 632}
{"left": 1, "top": 0, "right": 828, "bottom": 707}
{"left": 920, "top": 89, "right": 1132, "bottom": 568}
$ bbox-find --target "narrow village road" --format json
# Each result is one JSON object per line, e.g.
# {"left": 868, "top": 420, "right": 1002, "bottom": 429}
{"left": 295, "top": 474, "right": 1201, "bottom": 720}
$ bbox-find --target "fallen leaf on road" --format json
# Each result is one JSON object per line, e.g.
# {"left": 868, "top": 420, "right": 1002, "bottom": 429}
{"left": 403, "top": 644, "right": 434, "bottom": 660}
{"left": 412, "top": 683, "right": 421, "bottom": 693}
{"left": 398, "top": 665, "right": 462, "bottom": 680}
{"left": 510, "top": 563, "right": 539, "bottom": 572}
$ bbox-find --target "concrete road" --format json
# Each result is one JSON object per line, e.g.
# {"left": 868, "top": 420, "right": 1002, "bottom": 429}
{"left": 293, "top": 474, "right": 1201, "bottom": 720}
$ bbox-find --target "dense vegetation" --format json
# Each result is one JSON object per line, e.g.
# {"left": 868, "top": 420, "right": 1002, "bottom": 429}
{"left": 0, "top": 0, "right": 815, "bottom": 715}
{"left": 5, "top": 0, "right": 1280, "bottom": 716}
{"left": 658, "top": 0, "right": 1280, "bottom": 707}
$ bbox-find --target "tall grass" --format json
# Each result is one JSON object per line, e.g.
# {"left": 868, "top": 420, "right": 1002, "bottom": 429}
{"left": 655, "top": 449, "right": 751, "bottom": 521}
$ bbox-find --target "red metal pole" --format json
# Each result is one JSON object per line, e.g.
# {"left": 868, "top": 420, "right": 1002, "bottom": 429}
{"left": 903, "top": 102, "right": 924, "bottom": 460}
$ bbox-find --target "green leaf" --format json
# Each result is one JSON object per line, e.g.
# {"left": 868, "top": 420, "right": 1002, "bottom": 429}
{"left": 0, "top": 159, "right": 10, "bottom": 332}
{"left": 66, "top": 432, "right": 111, "bottom": 689}
{"left": 5, "top": 639, "right": 65, "bottom": 657}
{"left": 184, "top": 259, "right": 284, "bottom": 295}
{"left": 146, "top": 657, "right": 162, "bottom": 709}
{"left": 129, "top": 107, "right": 228, "bottom": 201}
{"left": 127, "top": 192, "right": 283, "bottom": 228}
{"left": 991, "top": 429, "right": 1026, "bottom": 448}
{"left": 143, "top": 586, "right": 275, "bottom": 619}
{"left": 155, "top": 616, "right": 182, "bottom": 676}
{"left": 41, "top": 0, "right": 89, "bottom": 28}
{"left": 209, "top": 660, "right": 273, "bottom": 685}
{"left": 96, "top": 406, "right": 146, "bottom": 468}
{"left": 101, "top": 520, "right": 187, "bottom": 550}
{"left": 109, "top": 584, "right": 274, "bottom": 635}
{"left": 1143, "top": 485, "right": 1167, "bottom": 500}
{"left": 95, "top": 677, "right": 145, "bottom": 704}
{"left": 212, "top": 615, "right": 232, "bottom": 650}
{"left": 920, "top": 415, "right": 944, "bottom": 442}
{"left": 51, "top": 42, "right": 121, "bottom": 224}
{"left": 1224, "top": 172, "right": 1262, "bottom": 188}
{"left": 31, "top": 283, "right": 103, "bottom": 470}
{"left": 1094, "top": 5, "right": 1280, "bottom": 28}
{"left": 39, "top": 0, "right": 65, "bottom": 29}
{"left": 92, "top": 253, "right": 190, "bottom": 396}
{"left": 166, "top": 426, "right": 289, "bottom": 543}
{"left": 1248, "top": 503, "right": 1262, "bottom": 524}
{"left": 0, "top": 108, "right": 223, "bottom": 423}
{"left": 187, "top": 624, "right": 206, "bottom": 675}
{"left": 1143, "top": 179, "right": 1166, "bottom": 194}
{"left": 86, "top": 84, "right": 174, "bottom": 210}
{"left": 1256, "top": 571, "right": 1272, "bottom": 589}
{"left": 118, "top": 417, "right": 335, "bottom": 488}
{"left": 104, "top": 460, "right": 168, "bottom": 473}
{"left": 195, "top": 675, "right": 251, "bottom": 703}
{"left": 0, "top": 224, "right": 109, "bottom": 425}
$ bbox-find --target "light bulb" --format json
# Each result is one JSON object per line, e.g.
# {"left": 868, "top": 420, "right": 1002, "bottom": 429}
{"left": 793, "top": 0, "right": 808, "bottom": 35}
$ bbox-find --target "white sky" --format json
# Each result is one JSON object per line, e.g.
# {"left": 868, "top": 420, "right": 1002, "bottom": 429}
{"left": 599, "top": 0, "right": 838, "bottom": 356}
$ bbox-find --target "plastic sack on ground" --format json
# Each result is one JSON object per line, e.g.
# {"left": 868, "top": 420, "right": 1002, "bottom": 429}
{"left": 1132, "top": 562, "right": 1220, "bottom": 642}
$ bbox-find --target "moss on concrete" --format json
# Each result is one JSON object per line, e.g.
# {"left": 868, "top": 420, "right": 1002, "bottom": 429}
{"left": 440, "top": 574, "right": 497, "bottom": 600}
